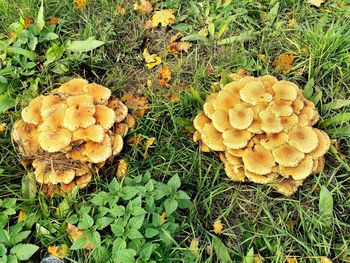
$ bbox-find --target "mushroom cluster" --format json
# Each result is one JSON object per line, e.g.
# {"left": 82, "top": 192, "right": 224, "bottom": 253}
{"left": 193, "top": 74, "right": 330, "bottom": 196}
{"left": 12, "top": 78, "right": 131, "bottom": 194}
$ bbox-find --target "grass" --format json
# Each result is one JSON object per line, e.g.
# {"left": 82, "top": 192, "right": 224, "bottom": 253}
{"left": 1, "top": 0, "right": 350, "bottom": 262}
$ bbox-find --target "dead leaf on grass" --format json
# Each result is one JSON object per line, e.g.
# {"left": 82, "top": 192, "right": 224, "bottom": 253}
{"left": 143, "top": 137, "right": 156, "bottom": 158}
{"left": 143, "top": 48, "right": 162, "bottom": 69}
{"left": 308, "top": 0, "right": 325, "bottom": 7}
{"left": 116, "top": 159, "right": 128, "bottom": 178}
{"left": 145, "top": 9, "right": 175, "bottom": 28}
{"left": 274, "top": 53, "right": 295, "bottom": 73}
{"left": 158, "top": 65, "right": 172, "bottom": 88}
{"left": 121, "top": 93, "right": 149, "bottom": 117}
{"left": 134, "top": 0, "right": 153, "bottom": 15}
{"left": 74, "top": 0, "right": 87, "bottom": 9}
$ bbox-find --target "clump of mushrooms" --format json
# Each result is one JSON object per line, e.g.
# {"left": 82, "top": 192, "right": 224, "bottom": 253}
{"left": 193, "top": 74, "right": 330, "bottom": 196}
{"left": 12, "top": 78, "right": 133, "bottom": 195}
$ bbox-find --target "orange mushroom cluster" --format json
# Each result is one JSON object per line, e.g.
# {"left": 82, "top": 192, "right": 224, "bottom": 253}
{"left": 193, "top": 74, "right": 330, "bottom": 196}
{"left": 12, "top": 78, "right": 133, "bottom": 195}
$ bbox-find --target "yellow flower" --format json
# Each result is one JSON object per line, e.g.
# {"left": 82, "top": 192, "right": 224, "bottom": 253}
{"left": 213, "top": 219, "right": 223, "bottom": 234}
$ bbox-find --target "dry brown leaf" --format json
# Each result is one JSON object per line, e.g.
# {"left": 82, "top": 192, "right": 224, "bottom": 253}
{"left": 24, "top": 17, "right": 34, "bottom": 28}
{"left": 74, "top": 0, "right": 87, "bottom": 9}
{"left": 170, "top": 32, "right": 183, "bottom": 43}
{"left": 167, "top": 42, "right": 192, "bottom": 54}
{"left": 143, "top": 137, "right": 156, "bottom": 158}
{"left": 147, "top": 9, "right": 175, "bottom": 28}
{"left": 143, "top": 48, "right": 162, "bottom": 69}
{"left": 46, "top": 17, "right": 59, "bottom": 25}
{"left": 308, "top": 0, "right": 325, "bottom": 7}
{"left": 274, "top": 53, "right": 295, "bottom": 73}
{"left": 48, "top": 244, "right": 70, "bottom": 259}
{"left": 116, "top": 159, "right": 128, "bottom": 178}
{"left": 158, "top": 65, "right": 172, "bottom": 87}
{"left": 121, "top": 93, "right": 149, "bottom": 117}
{"left": 213, "top": 219, "right": 223, "bottom": 234}
{"left": 134, "top": 0, "right": 153, "bottom": 15}
{"left": 168, "top": 93, "right": 179, "bottom": 102}
{"left": 127, "top": 134, "right": 143, "bottom": 145}
{"left": 116, "top": 4, "right": 126, "bottom": 15}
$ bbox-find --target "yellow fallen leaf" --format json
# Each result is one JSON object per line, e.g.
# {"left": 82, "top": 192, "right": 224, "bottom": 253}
{"left": 189, "top": 238, "right": 200, "bottom": 257}
{"left": 274, "top": 53, "right": 295, "bottom": 73}
{"left": 116, "top": 4, "right": 126, "bottom": 15}
{"left": 170, "top": 32, "right": 183, "bottom": 43}
{"left": 213, "top": 219, "right": 223, "bottom": 234}
{"left": 143, "top": 48, "right": 162, "bottom": 69}
{"left": 146, "top": 78, "right": 152, "bottom": 88}
{"left": 158, "top": 65, "right": 172, "bottom": 87}
{"left": 286, "top": 257, "right": 298, "bottom": 263}
{"left": 134, "top": 0, "right": 153, "bottom": 15}
{"left": 167, "top": 42, "right": 192, "bottom": 54}
{"left": 198, "top": 27, "right": 209, "bottom": 37}
{"left": 66, "top": 223, "right": 94, "bottom": 250}
{"left": 143, "top": 137, "right": 156, "bottom": 158}
{"left": 74, "top": 0, "right": 87, "bottom": 9}
{"left": 308, "top": 0, "right": 325, "bottom": 7}
{"left": 48, "top": 244, "right": 70, "bottom": 259}
{"left": 116, "top": 159, "right": 128, "bottom": 178}
{"left": 160, "top": 212, "right": 167, "bottom": 223}
{"left": 254, "top": 254, "right": 264, "bottom": 263}
{"left": 288, "top": 18, "right": 297, "bottom": 27}
{"left": 168, "top": 93, "right": 179, "bottom": 102}
{"left": 0, "top": 123, "right": 6, "bottom": 133}
{"left": 121, "top": 93, "right": 149, "bottom": 117}
{"left": 17, "top": 210, "right": 26, "bottom": 222}
{"left": 320, "top": 257, "right": 332, "bottom": 263}
{"left": 150, "top": 9, "right": 175, "bottom": 28}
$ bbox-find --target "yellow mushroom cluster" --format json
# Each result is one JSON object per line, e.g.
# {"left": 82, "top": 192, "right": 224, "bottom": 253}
{"left": 193, "top": 74, "right": 330, "bottom": 196}
{"left": 12, "top": 78, "right": 132, "bottom": 195}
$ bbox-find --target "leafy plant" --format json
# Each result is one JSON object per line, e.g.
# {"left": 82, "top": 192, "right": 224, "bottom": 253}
{"left": 0, "top": 199, "right": 39, "bottom": 263}
{"left": 66, "top": 172, "right": 191, "bottom": 262}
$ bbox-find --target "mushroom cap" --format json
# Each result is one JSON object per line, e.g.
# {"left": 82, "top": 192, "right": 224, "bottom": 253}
{"left": 292, "top": 99, "right": 304, "bottom": 114}
{"left": 279, "top": 155, "right": 313, "bottom": 180}
{"left": 260, "top": 132, "right": 288, "bottom": 150}
{"left": 242, "top": 145, "right": 275, "bottom": 175}
{"left": 312, "top": 157, "right": 325, "bottom": 174}
{"left": 94, "top": 105, "right": 116, "bottom": 130}
{"left": 203, "top": 99, "right": 216, "bottom": 119}
{"left": 124, "top": 114, "right": 136, "bottom": 129}
{"left": 12, "top": 120, "right": 40, "bottom": 156}
{"left": 267, "top": 100, "right": 293, "bottom": 117}
{"left": 41, "top": 95, "right": 65, "bottom": 119}
{"left": 212, "top": 110, "right": 231, "bottom": 132}
{"left": 247, "top": 114, "right": 263, "bottom": 134}
{"left": 259, "top": 75, "right": 278, "bottom": 92}
{"left": 56, "top": 169, "right": 76, "bottom": 184}
{"left": 57, "top": 78, "right": 88, "bottom": 96}
{"left": 222, "top": 81, "right": 245, "bottom": 97}
{"left": 66, "top": 146, "right": 89, "bottom": 162}
{"left": 226, "top": 148, "right": 244, "bottom": 157}
{"left": 21, "top": 96, "right": 43, "bottom": 125}
{"left": 83, "top": 134, "right": 112, "bottom": 163}
{"left": 66, "top": 95, "right": 94, "bottom": 107}
{"left": 201, "top": 123, "right": 225, "bottom": 151}
{"left": 193, "top": 130, "right": 201, "bottom": 143}
{"left": 111, "top": 134, "right": 124, "bottom": 156}
{"left": 298, "top": 113, "right": 310, "bottom": 127}
{"left": 193, "top": 113, "right": 211, "bottom": 133}
{"left": 33, "top": 159, "right": 50, "bottom": 184}
{"left": 83, "top": 83, "right": 111, "bottom": 104}
{"left": 273, "top": 177, "right": 302, "bottom": 196}
{"left": 76, "top": 173, "right": 92, "bottom": 189}
{"left": 281, "top": 114, "right": 299, "bottom": 132}
{"left": 272, "top": 143, "right": 305, "bottom": 167}
{"left": 40, "top": 103, "right": 67, "bottom": 128}
{"left": 115, "top": 123, "right": 129, "bottom": 137}
{"left": 222, "top": 128, "right": 252, "bottom": 149}
{"left": 214, "top": 90, "right": 240, "bottom": 111}
{"left": 72, "top": 125, "right": 104, "bottom": 143}
{"left": 224, "top": 152, "right": 243, "bottom": 168}
{"left": 288, "top": 126, "right": 318, "bottom": 153}
{"left": 259, "top": 110, "right": 283, "bottom": 134}
{"left": 272, "top": 81, "right": 298, "bottom": 101}
{"left": 245, "top": 170, "right": 277, "bottom": 184}
{"left": 107, "top": 99, "right": 128, "bottom": 123}
{"left": 38, "top": 125, "right": 72, "bottom": 153}
{"left": 310, "top": 129, "right": 330, "bottom": 158}
{"left": 228, "top": 104, "right": 254, "bottom": 130}
{"left": 239, "top": 80, "right": 272, "bottom": 105}
{"left": 60, "top": 181, "right": 77, "bottom": 193}
{"left": 220, "top": 153, "right": 245, "bottom": 182}
{"left": 63, "top": 103, "right": 96, "bottom": 131}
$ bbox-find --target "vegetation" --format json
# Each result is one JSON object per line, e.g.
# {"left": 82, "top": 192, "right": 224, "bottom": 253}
{"left": 0, "top": 0, "right": 349, "bottom": 262}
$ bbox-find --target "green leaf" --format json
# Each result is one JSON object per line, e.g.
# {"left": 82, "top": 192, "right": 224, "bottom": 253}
{"left": 113, "top": 249, "right": 136, "bottom": 263}
{"left": 91, "top": 191, "right": 109, "bottom": 206}
{"left": 145, "top": 228, "right": 159, "bottom": 238}
{"left": 164, "top": 198, "right": 178, "bottom": 215}
{"left": 128, "top": 215, "right": 144, "bottom": 230}
{"left": 44, "top": 44, "right": 65, "bottom": 66}
{"left": 140, "top": 243, "right": 156, "bottom": 261}
{"left": 0, "top": 244, "right": 6, "bottom": 257}
{"left": 78, "top": 213, "right": 94, "bottom": 230}
{"left": 319, "top": 186, "right": 333, "bottom": 225}
{"left": 36, "top": 0, "right": 45, "bottom": 31}
{"left": 243, "top": 247, "right": 254, "bottom": 263}
{"left": 326, "top": 127, "right": 350, "bottom": 138}
{"left": 0, "top": 230, "right": 10, "bottom": 246}
{"left": 119, "top": 186, "right": 139, "bottom": 200}
{"left": 10, "top": 231, "right": 31, "bottom": 245}
{"left": 109, "top": 205, "right": 125, "bottom": 217}
{"left": 66, "top": 37, "right": 105, "bottom": 53}
{"left": 111, "top": 223, "right": 124, "bottom": 237}
{"left": 7, "top": 255, "right": 18, "bottom": 263}
{"left": 323, "top": 99, "right": 350, "bottom": 111}
{"left": 43, "top": 32, "right": 59, "bottom": 41}
{"left": 112, "top": 238, "right": 126, "bottom": 252}
{"left": 181, "top": 34, "right": 209, "bottom": 42}
{"left": 217, "top": 30, "right": 259, "bottom": 45}
{"left": 303, "top": 78, "right": 314, "bottom": 99}
{"left": 6, "top": 47, "right": 35, "bottom": 60}
{"left": 322, "top": 113, "right": 350, "bottom": 127}
{"left": 0, "top": 93, "right": 16, "bottom": 113}
{"left": 95, "top": 217, "right": 114, "bottom": 230}
{"left": 10, "top": 244, "right": 39, "bottom": 260}
{"left": 177, "top": 190, "right": 191, "bottom": 200}
{"left": 212, "top": 236, "right": 231, "bottom": 262}
{"left": 21, "top": 172, "right": 36, "bottom": 201}
{"left": 167, "top": 175, "right": 181, "bottom": 191}
{"left": 70, "top": 233, "right": 90, "bottom": 250}
{"left": 55, "top": 199, "right": 70, "bottom": 218}
{"left": 89, "top": 230, "right": 101, "bottom": 247}
{"left": 127, "top": 228, "right": 143, "bottom": 240}
{"left": 311, "top": 90, "right": 322, "bottom": 105}
{"left": 265, "top": 2, "right": 279, "bottom": 25}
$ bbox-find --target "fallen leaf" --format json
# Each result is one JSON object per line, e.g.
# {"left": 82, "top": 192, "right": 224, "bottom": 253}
{"left": 274, "top": 53, "right": 295, "bottom": 73}
{"left": 213, "top": 219, "right": 223, "bottom": 234}
{"left": 288, "top": 18, "right": 297, "bottom": 27}
{"left": 127, "top": 134, "right": 143, "bottom": 145}
{"left": 134, "top": 0, "right": 153, "bottom": 15}
{"left": 205, "top": 245, "right": 213, "bottom": 255}
{"left": 254, "top": 254, "right": 264, "bottom": 263}
{"left": 158, "top": 65, "right": 172, "bottom": 87}
{"left": 116, "top": 159, "right": 128, "bottom": 178}
{"left": 320, "top": 257, "right": 332, "bottom": 263}
{"left": 143, "top": 137, "right": 156, "bottom": 158}
{"left": 121, "top": 93, "right": 149, "bottom": 117}
{"left": 160, "top": 212, "right": 167, "bottom": 223}
{"left": 308, "top": 0, "right": 325, "bottom": 7}
{"left": 189, "top": 238, "right": 200, "bottom": 257}
{"left": 143, "top": 48, "right": 162, "bottom": 69}
{"left": 66, "top": 223, "right": 94, "bottom": 250}
{"left": 167, "top": 42, "right": 192, "bottom": 54}
{"left": 24, "top": 17, "right": 35, "bottom": 28}
{"left": 286, "top": 257, "right": 298, "bottom": 263}
{"left": 74, "top": 0, "right": 87, "bottom": 9}
{"left": 168, "top": 93, "right": 179, "bottom": 102}
{"left": 146, "top": 78, "right": 152, "bottom": 88}
{"left": 46, "top": 16, "right": 59, "bottom": 25}
{"left": 48, "top": 244, "right": 70, "bottom": 259}
{"left": 0, "top": 123, "right": 6, "bottom": 133}
{"left": 125, "top": 114, "right": 137, "bottom": 129}
{"left": 170, "top": 32, "right": 183, "bottom": 42}
{"left": 17, "top": 210, "right": 26, "bottom": 222}
{"left": 116, "top": 4, "right": 126, "bottom": 15}
{"left": 198, "top": 27, "right": 209, "bottom": 37}
{"left": 148, "top": 9, "right": 175, "bottom": 28}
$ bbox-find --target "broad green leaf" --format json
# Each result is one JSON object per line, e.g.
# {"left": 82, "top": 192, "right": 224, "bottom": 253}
{"left": 10, "top": 231, "right": 31, "bottom": 245}
{"left": 212, "top": 236, "right": 231, "bottom": 262}
{"left": 6, "top": 47, "right": 35, "bottom": 60}
{"left": 140, "top": 243, "right": 156, "bottom": 261}
{"left": 326, "top": 127, "right": 350, "bottom": 138}
{"left": 89, "top": 230, "right": 101, "bottom": 247}
{"left": 167, "top": 175, "right": 181, "bottom": 191}
{"left": 44, "top": 44, "right": 65, "bottom": 66}
{"left": 181, "top": 34, "right": 209, "bottom": 42}
{"left": 323, "top": 99, "right": 350, "bottom": 111}
{"left": 112, "top": 238, "right": 126, "bottom": 253}
{"left": 265, "top": 2, "right": 279, "bottom": 25}
{"left": 319, "top": 186, "right": 333, "bottom": 220}
{"left": 0, "top": 93, "right": 15, "bottom": 113}
{"left": 322, "top": 113, "right": 350, "bottom": 127}
{"left": 164, "top": 198, "right": 178, "bottom": 215}
{"left": 0, "top": 243, "right": 6, "bottom": 257}
{"left": 217, "top": 30, "right": 259, "bottom": 45}
{"left": 7, "top": 255, "right": 18, "bottom": 263}
{"left": 21, "top": 172, "right": 36, "bottom": 201}
{"left": 119, "top": 186, "right": 139, "bottom": 200}
{"left": 78, "top": 213, "right": 94, "bottom": 230}
{"left": 311, "top": 89, "right": 322, "bottom": 105}
{"left": 10, "top": 244, "right": 39, "bottom": 260}
{"left": 0, "top": 229, "right": 10, "bottom": 246}
{"left": 303, "top": 78, "right": 314, "bottom": 99}
{"left": 36, "top": 0, "right": 45, "bottom": 31}
{"left": 66, "top": 37, "right": 105, "bottom": 53}
{"left": 111, "top": 223, "right": 124, "bottom": 237}
{"left": 128, "top": 215, "right": 144, "bottom": 230}
{"left": 243, "top": 247, "right": 254, "bottom": 263}
{"left": 43, "top": 32, "right": 59, "bottom": 41}
{"left": 55, "top": 199, "right": 70, "bottom": 218}
{"left": 109, "top": 205, "right": 125, "bottom": 217}
{"left": 145, "top": 228, "right": 159, "bottom": 238}
{"left": 208, "top": 22, "right": 215, "bottom": 37}
{"left": 113, "top": 249, "right": 136, "bottom": 263}
{"left": 127, "top": 228, "right": 143, "bottom": 240}
{"left": 70, "top": 234, "right": 90, "bottom": 250}
{"left": 91, "top": 191, "right": 109, "bottom": 206}
{"left": 96, "top": 217, "right": 114, "bottom": 230}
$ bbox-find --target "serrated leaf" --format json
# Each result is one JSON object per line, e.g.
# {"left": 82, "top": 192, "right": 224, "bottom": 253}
{"left": 167, "top": 175, "right": 181, "bottom": 191}
{"left": 10, "top": 244, "right": 39, "bottom": 260}
{"left": 145, "top": 228, "right": 159, "bottom": 238}
{"left": 128, "top": 215, "right": 144, "bottom": 230}
{"left": 70, "top": 233, "right": 90, "bottom": 250}
{"left": 91, "top": 191, "right": 109, "bottom": 206}
{"left": 119, "top": 186, "right": 139, "bottom": 200}
{"left": 164, "top": 198, "right": 178, "bottom": 215}
{"left": 96, "top": 217, "right": 114, "bottom": 230}
{"left": 10, "top": 231, "right": 31, "bottom": 245}
{"left": 140, "top": 243, "right": 156, "bottom": 261}
{"left": 127, "top": 228, "right": 143, "bottom": 240}
{"left": 78, "top": 213, "right": 94, "bottom": 230}
{"left": 113, "top": 248, "right": 136, "bottom": 263}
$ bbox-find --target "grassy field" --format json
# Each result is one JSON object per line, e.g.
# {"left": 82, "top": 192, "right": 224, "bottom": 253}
{"left": 0, "top": 0, "right": 350, "bottom": 262}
